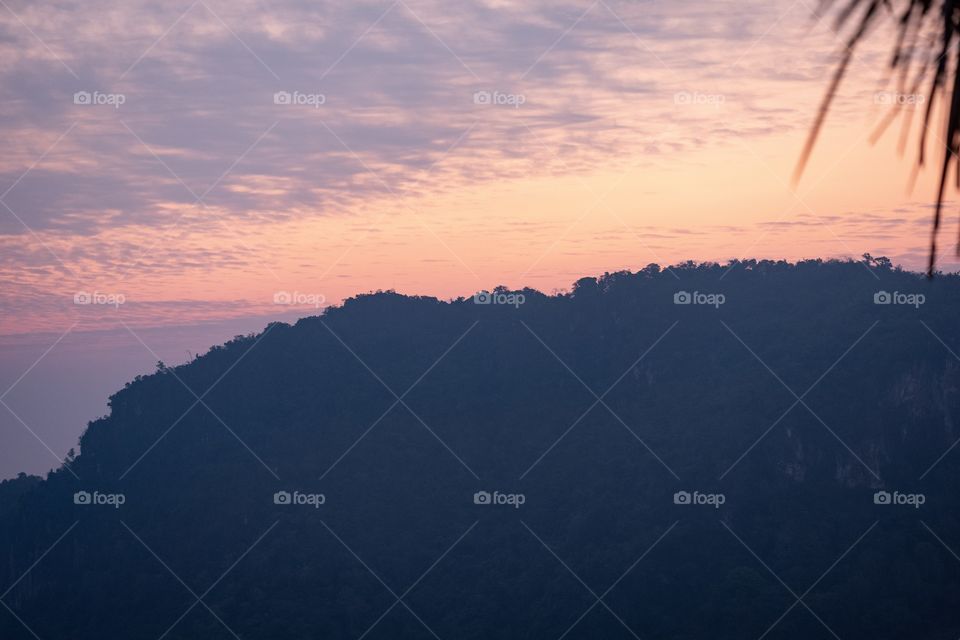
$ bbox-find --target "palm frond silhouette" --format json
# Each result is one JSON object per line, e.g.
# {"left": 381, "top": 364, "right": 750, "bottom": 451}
{"left": 797, "top": 0, "right": 960, "bottom": 275}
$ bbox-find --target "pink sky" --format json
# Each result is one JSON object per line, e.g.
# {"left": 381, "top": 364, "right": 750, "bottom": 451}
{"left": 1, "top": 0, "right": 958, "bottom": 337}
{"left": 2, "top": 0, "right": 960, "bottom": 476}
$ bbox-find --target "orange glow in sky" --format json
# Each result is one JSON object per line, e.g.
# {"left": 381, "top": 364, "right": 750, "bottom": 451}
{"left": 1, "top": 0, "right": 959, "bottom": 336}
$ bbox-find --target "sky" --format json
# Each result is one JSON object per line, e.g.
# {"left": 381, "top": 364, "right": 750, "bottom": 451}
{"left": 2, "top": 0, "right": 960, "bottom": 478}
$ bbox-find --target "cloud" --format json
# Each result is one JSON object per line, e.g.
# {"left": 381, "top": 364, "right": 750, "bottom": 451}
{"left": 0, "top": 0, "right": 851, "bottom": 231}
{"left": 0, "top": 0, "right": 920, "bottom": 334}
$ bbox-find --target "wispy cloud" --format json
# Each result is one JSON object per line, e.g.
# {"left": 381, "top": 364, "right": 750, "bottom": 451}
{"left": 0, "top": 0, "right": 931, "bottom": 334}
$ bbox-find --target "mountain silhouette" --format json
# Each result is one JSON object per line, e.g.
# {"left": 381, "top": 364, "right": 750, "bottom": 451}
{"left": 2, "top": 258, "right": 959, "bottom": 639}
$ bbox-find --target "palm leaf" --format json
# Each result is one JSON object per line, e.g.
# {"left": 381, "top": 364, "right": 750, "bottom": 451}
{"left": 797, "top": 0, "right": 960, "bottom": 275}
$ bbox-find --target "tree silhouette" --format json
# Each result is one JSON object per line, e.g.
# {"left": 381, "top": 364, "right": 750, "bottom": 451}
{"left": 3, "top": 262, "right": 960, "bottom": 639}
{"left": 798, "top": 0, "right": 960, "bottom": 275}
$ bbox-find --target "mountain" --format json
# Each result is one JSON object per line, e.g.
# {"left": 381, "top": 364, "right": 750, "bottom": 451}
{"left": 2, "top": 258, "right": 959, "bottom": 640}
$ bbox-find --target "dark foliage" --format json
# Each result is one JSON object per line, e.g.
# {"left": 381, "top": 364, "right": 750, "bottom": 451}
{"left": 2, "top": 258, "right": 960, "bottom": 639}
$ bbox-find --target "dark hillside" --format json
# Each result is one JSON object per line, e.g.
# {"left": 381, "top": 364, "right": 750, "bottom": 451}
{"left": 2, "top": 258, "right": 959, "bottom": 640}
